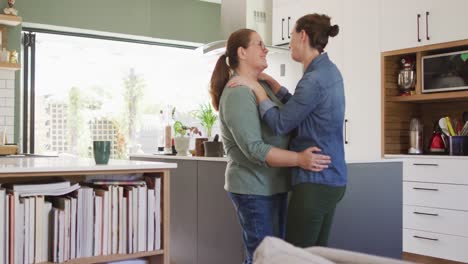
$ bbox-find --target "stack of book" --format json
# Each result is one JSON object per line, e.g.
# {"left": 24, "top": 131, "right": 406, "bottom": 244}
{"left": 0, "top": 176, "right": 162, "bottom": 263}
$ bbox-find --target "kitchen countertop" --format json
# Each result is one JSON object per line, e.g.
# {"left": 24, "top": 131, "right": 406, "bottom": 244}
{"left": 130, "top": 154, "right": 403, "bottom": 164}
{"left": 385, "top": 154, "right": 468, "bottom": 160}
{"left": 0, "top": 157, "right": 177, "bottom": 175}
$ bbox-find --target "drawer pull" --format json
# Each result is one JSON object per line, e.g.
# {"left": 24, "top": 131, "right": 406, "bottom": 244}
{"left": 413, "top": 235, "right": 438, "bottom": 241}
{"left": 413, "top": 211, "right": 438, "bottom": 216}
{"left": 412, "top": 163, "right": 439, "bottom": 167}
{"left": 413, "top": 187, "right": 438, "bottom": 191}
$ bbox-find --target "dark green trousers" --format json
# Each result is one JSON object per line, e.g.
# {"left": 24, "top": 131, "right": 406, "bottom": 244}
{"left": 286, "top": 183, "right": 346, "bottom": 247}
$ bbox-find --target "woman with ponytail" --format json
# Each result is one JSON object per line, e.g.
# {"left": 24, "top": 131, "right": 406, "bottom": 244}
{"left": 228, "top": 14, "right": 347, "bottom": 248}
{"left": 210, "top": 28, "right": 331, "bottom": 264}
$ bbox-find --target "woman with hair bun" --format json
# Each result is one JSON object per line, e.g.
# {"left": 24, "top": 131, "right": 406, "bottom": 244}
{"left": 229, "top": 14, "right": 347, "bottom": 247}
{"left": 210, "top": 28, "right": 331, "bottom": 263}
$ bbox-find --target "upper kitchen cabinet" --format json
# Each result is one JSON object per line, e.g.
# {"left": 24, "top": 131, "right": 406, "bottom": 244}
{"left": 271, "top": 0, "right": 381, "bottom": 160}
{"left": 380, "top": 0, "right": 468, "bottom": 52}
{"left": 272, "top": 0, "right": 342, "bottom": 47}
{"left": 271, "top": 0, "right": 294, "bottom": 46}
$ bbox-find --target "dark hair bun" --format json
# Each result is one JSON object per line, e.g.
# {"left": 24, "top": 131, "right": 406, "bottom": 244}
{"left": 328, "top": 25, "right": 339, "bottom": 37}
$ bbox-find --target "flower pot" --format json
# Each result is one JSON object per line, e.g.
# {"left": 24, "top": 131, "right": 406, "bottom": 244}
{"left": 174, "top": 136, "right": 190, "bottom": 156}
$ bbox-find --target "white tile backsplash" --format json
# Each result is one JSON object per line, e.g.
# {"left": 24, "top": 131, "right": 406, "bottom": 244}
{"left": 0, "top": 71, "right": 14, "bottom": 80}
{"left": 0, "top": 69, "right": 16, "bottom": 143}
{"left": 6, "top": 80, "right": 14, "bottom": 89}
{"left": 0, "top": 88, "right": 14, "bottom": 98}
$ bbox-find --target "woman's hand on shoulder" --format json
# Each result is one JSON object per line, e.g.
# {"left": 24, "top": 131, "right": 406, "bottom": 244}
{"left": 227, "top": 76, "right": 268, "bottom": 104}
{"left": 297, "top": 147, "right": 331, "bottom": 172}
{"left": 258, "top": 73, "right": 281, "bottom": 94}
{"left": 227, "top": 76, "right": 256, "bottom": 90}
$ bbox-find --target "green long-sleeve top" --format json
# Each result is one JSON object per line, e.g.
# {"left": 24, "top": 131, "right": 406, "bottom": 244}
{"left": 219, "top": 80, "right": 291, "bottom": 196}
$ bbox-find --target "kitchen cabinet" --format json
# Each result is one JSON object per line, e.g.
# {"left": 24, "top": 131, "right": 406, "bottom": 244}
{"left": 272, "top": 0, "right": 381, "bottom": 160}
{"left": 380, "top": 0, "right": 468, "bottom": 52}
{"left": 271, "top": 0, "right": 293, "bottom": 46}
{"left": 341, "top": 0, "right": 381, "bottom": 161}
{"left": 197, "top": 161, "right": 244, "bottom": 264}
{"left": 131, "top": 155, "right": 403, "bottom": 260}
{"left": 130, "top": 156, "right": 244, "bottom": 264}
{"left": 402, "top": 157, "right": 468, "bottom": 263}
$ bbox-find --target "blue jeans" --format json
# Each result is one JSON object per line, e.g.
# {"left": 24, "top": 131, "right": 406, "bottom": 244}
{"left": 228, "top": 192, "right": 288, "bottom": 264}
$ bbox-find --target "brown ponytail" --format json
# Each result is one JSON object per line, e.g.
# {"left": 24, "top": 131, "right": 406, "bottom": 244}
{"left": 210, "top": 28, "right": 255, "bottom": 111}
{"left": 295, "top": 13, "right": 339, "bottom": 53}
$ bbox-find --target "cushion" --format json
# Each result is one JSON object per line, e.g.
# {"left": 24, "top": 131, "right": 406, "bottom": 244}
{"left": 253, "top": 237, "right": 335, "bottom": 264}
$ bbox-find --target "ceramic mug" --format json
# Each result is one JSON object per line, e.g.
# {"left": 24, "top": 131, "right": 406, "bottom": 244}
{"left": 93, "top": 141, "right": 111, "bottom": 164}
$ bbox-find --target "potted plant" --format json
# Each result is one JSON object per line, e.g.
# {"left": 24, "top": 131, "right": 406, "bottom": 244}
{"left": 192, "top": 103, "right": 218, "bottom": 138}
{"left": 173, "top": 121, "right": 201, "bottom": 156}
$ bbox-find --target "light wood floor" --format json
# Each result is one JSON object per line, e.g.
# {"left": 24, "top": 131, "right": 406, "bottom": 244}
{"left": 403, "top": 252, "right": 466, "bottom": 264}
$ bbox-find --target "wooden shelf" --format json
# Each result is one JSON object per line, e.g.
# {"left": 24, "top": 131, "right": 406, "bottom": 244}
{"left": 39, "top": 250, "right": 164, "bottom": 264}
{"left": 0, "top": 62, "right": 20, "bottom": 71}
{"left": 0, "top": 14, "right": 21, "bottom": 26}
{"left": 386, "top": 90, "right": 468, "bottom": 103}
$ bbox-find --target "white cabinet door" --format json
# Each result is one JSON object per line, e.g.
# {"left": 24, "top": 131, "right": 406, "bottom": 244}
{"left": 272, "top": 0, "right": 381, "bottom": 160}
{"left": 272, "top": 0, "right": 292, "bottom": 46}
{"left": 342, "top": 0, "right": 381, "bottom": 160}
{"left": 424, "top": 0, "right": 468, "bottom": 45}
{"left": 380, "top": 0, "right": 421, "bottom": 52}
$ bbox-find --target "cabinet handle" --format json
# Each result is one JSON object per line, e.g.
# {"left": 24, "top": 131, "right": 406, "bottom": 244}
{"left": 413, "top": 211, "right": 439, "bottom": 216}
{"left": 425, "top": 11, "right": 430, "bottom": 40}
{"left": 413, "top": 235, "right": 438, "bottom": 241}
{"left": 287, "top": 17, "right": 291, "bottom": 39}
{"left": 344, "top": 119, "right": 349, "bottom": 144}
{"left": 413, "top": 163, "right": 438, "bottom": 166}
{"left": 413, "top": 187, "right": 439, "bottom": 191}
{"left": 417, "top": 14, "right": 421, "bottom": 42}
{"left": 281, "top": 18, "right": 285, "bottom": 40}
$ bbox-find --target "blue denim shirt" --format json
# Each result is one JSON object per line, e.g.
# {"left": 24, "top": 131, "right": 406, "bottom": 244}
{"left": 259, "top": 53, "right": 347, "bottom": 187}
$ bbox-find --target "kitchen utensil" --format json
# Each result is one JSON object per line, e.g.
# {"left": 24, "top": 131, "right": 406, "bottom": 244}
{"left": 438, "top": 118, "right": 451, "bottom": 136}
{"left": 445, "top": 116, "right": 456, "bottom": 136}
{"left": 456, "top": 119, "right": 463, "bottom": 135}
{"left": 409, "top": 118, "right": 423, "bottom": 154}
{"left": 461, "top": 121, "right": 468, "bottom": 136}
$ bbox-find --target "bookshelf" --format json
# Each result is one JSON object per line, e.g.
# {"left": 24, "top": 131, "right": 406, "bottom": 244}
{"left": 0, "top": 157, "right": 176, "bottom": 264}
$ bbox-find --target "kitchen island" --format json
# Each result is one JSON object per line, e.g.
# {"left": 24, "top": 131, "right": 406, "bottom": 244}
{"left": 0, "top": 157, "right": 177, "bottom": 264}
{"left": 131, "top": 154, "right": 403, "bottom": 264}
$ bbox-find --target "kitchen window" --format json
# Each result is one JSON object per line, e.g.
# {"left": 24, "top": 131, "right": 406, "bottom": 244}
{"left": 22, "top": 28, "right": 217, "bottom": 158}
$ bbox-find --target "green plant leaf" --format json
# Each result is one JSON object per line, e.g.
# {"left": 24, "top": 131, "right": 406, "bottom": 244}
{"left": 461, "top": 53, "right": 468, "bottom": 62}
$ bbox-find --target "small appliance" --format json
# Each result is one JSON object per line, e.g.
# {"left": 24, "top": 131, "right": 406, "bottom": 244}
{"left": 422, "top": 50, "right": 468, "bottom": 93}
{"left": 409, "top": 118, "right": 423, "bottom": 154}
{"left": 429, "top": 123, "right": 446, "bottom": 153}
{"left": 397, "top": 56, "right": 416, "bottom": 96}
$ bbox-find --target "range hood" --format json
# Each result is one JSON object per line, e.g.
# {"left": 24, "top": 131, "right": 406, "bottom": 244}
{"left": 196, "top": 0, "right": 285, "bottom": 55}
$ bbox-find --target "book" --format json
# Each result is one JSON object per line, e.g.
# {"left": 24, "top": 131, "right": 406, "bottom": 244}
{"left": 0, "top": 189, "right": 5, "bottom": 263}
{"left": 155, "top": 177, "right": 162, "bottom": 250}
{"left": 94, "top": 196, "right": 102, "bottom": 256}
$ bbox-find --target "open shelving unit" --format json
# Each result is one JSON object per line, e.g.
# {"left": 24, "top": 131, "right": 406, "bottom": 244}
{"left": 0, "top": 14, "right": 22, "bottom": 71}
{"left": 0, "top": 163, "right": 172, "bottom": 264}
{"left": 0, "top": 14, "right": 21, "bottom": 26}
{"left": 381, "top": 39, "right": 468, "bottom": 156}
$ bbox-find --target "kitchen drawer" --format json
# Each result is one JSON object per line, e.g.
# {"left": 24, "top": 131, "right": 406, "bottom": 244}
{"left": 403, "top": 182, "right": 468, "bottom": 211}
{"left": 403, "top": 228, "right": 468, "bottom": 263}
{"left": 403, "top": 158, "right": 468, "bottom": 184}
{"left": 403, "top": 205, "right": 468, "bottom": 237}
